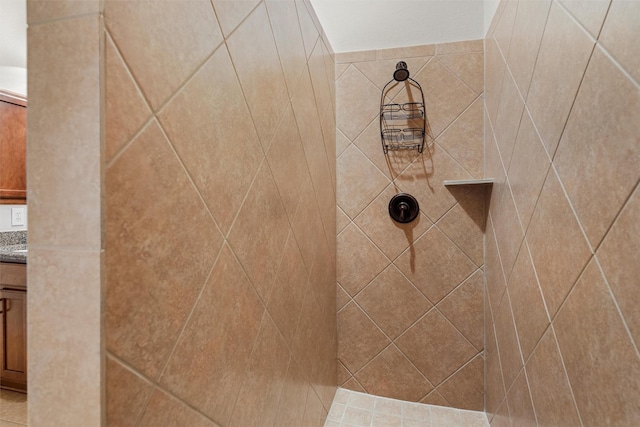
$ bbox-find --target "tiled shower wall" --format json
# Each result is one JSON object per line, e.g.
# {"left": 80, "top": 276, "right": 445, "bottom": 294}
{"left": 335, "top": 41, "right": 486, "bottom": 411}
{"left": 104, "top": 1, "right": 337, "bottom": 426}
{"left": 484, "top": 0, "right": 640, "bottom": 425}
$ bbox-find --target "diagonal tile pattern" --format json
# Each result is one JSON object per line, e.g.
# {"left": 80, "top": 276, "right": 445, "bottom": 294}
{"left": 336, "top": 41, "right": 486, "bottom": 411}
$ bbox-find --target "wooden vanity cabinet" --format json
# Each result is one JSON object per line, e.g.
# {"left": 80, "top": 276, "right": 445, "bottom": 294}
{"left": 0, "top": 93, "right": 27, "bottom": 204}
{"left": 0, "top": 262, "right": 27, "bottom": 392}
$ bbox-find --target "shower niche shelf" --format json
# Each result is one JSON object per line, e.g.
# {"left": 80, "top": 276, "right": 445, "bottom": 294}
{"left": 443, "top": 178, "right": 494, "bottom": 186}
{"left": 380, "top": 62, "right": 427, "bottom": 154}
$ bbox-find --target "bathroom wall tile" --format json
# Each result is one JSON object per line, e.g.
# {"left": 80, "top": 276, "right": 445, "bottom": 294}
{"left": 138, "top": 389, "right": 220, "bottom": 427}
{"left": 336, "top": 65, "right": 380, "bottom": 141}
{"left": 105, "top": 0, "right": 222, "bottom": 111}
{"left": 493, "top": 292, "right": 523, "bottom": 390}
{"left": 437, "top": 270, "right": 484, "bottom": 351}
{"left": 265, "top": 0, "right": 307, "bottom": 96}
{"left": 28, "top": 248, "right": 103, "bottom": 427}
{"left": 507, "top": 110, "right": 551, "bottom": 231}
{"left": 336, "top": 284, "right": 351, "bottom": 311}
{"left": 506, "top": 0, "right": 552, "bottom": 97}
{"left": 485, "top": 217, "right": 507, "bottom": 313}
{"left": 356, "top": 265, "right": 431, "bottom": 339}
{"left": 526, "top": 1, "right": 594, "bottom": 155}
{"left": 437, "top": 39, "right": 484, "bottom": 55}
{"left": 525, "top": 328, "right": 581, "bottom": 427}
{"left": 296, "top": 0, "right": 320, "bottom": 59}
{"left": 396, "top": 147, "right": 472, "bottom": 223}
{"left": 485, "top": 120, "right": 506, "bottom": 188}
{"left": 526, "top": 170, "right": 591, "bottom": 317}
{"left": 554, "top": 259, "right": 640, "bottom": 426}
{"left": 377, "top": 44, "right": 436, "bottom": 60}
{"left": 420, "top": 390, "right": 449, "bottom": 407}
{"left": 28, "top": 0, "right": 99, "bottom": 24}
{"left": 396, "top": 310, "right": 477, "bottom": 386}
{"left": 506, "top": 369, "right": 537, "bottom": 427}
{"left": 492, "top": 69, "right": 524, "bottom": 171}
{"left": 559, "top": 0, "right": 611, "bottom": 37}
{"left": 409, "top": 59, "right": 477, "bottom": 138}
{"left": 337, "top": 206, "right": 351, "bottom": 234}
{"left": 291, "top": 173, "right": 325, "bottom": 270}
{"left": 486, "top": 0, "right": 508, "bottom": 39}
{"left": 436, "top": 98, "right": 484, "bottom": 179}
{"left": 599, "top": 0, "right": 639, "bottom": 82}
{"left": 437, "top": 52, "right": 484, "bottom": 95}
{"left": 336, "top": 223, "right": 388, "bottom": 296}
{"left": 308, "top": 42, "right": 333, "bottom": 123}
{"left": 337, "top": 145, "right": 389, "bottom": 219}
{"left": 337, "top": 302, "right": 390, "bottom": 373}
{"left": 157, "top": 45, "right": 262, "bottom": 235}
{"left": 336, "top": 130, "right": 351, "bottom": 157}
{"left": 355, "top": 346, "right": 433, "bottom": 402}
{"left": 492, "top": 0, "right": 518, "bottom": 57}
{"left": 485, "top": 38, "right": 507, "bottom": 126}
{"left": 354, "top": 57, "right": 431, "bottom": 98}
{"left": 507, "top": 243, "right": 550, "bottom": 361}
{"left": 354, "top": 185, "right": 432, "bottom": 261}
{"left": 106, "top": 356, "right": 153, "bottom": 426}
{"left": 27, "top": 16, "right": 101, "bottom": 249}
{"left": 228, "top": 162, "right": 291, "bottom": 301}
{"left": 342, "top": 377, "right": 367, "bottom": 394}
{"left": 211, "top": 0, "right": 260, "bottom": 37}
{"left": 292, "top": 68, "right": 325, "bottom": 154}
{"left": 490, "top": 183, "right": 524, "bottom": 280}
{"left": 436, "top": 354, "right": 484, "bottom": 411}
{"left": 159, "top": 246, "right": 264, "bottom": 424}
{"left": 491, "top": 400, "right": 512, "bottom": 427}
{"left": 267, "top": 232, "right": 308, "bottom": 346}
{"left": 598, "top": 186, "right": 640, "bottom": 346}
{"left": 229, "top": 315, "right": 290, "bottom": 427}
{"left": 554, "top": 47, "right": 640, "bottom": 248}
{"left": 266, "top": 105, "right": 308, "bottom": 222}
{"left": 485, "top": 319, "right": 506, "bottom": 419}
{"left": 105, "top": 35, "right": 151, "bottom": 161}
{"left": 395, "top": 227, "right": 476, "bottom": 305}
{"left": 335, "top": 50, "right": 377, "bottom": 64}
{"left": 437, "top": 187, "right": 485, "bottom": 267}
{"left": 227, "top": 3, "right": 290, "bottom": 150}
{"left": 337, "top": 362, "right": 352, "bottom": 386}
{"left": 274, "top": 360, "right": 310, "bottom": 427}
{"left": 106, "top": 121, "right": 223, "bottom": 378}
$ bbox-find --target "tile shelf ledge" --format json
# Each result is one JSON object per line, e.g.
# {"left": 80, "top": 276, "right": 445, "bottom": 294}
{"left": 443, "top": 178, "right": 494, "bottom": 186}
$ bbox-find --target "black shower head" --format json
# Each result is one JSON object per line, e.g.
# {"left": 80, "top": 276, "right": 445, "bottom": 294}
{"left": 393, "top": 61, "right": 410, "bottom": 82}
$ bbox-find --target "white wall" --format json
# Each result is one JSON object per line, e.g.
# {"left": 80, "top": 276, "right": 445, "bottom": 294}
{"left": 0, "top": 205, "right": 28, "bottom": 232}
{"left": 310, "top": 0, "right": 487, "bottom": 53}
{"left": 0, "top": 0, "right": 27, "bottom": 68}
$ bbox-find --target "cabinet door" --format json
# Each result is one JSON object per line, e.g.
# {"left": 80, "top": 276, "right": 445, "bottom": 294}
{"left": 0, "top": 289, "right": 27, "bottom": 391}
{"left": 0, "top": 98, "right": 27, "bottom": 204}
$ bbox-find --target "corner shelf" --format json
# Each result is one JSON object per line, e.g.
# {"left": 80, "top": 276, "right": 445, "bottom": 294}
{"left": 443, "top": 178, "right": 494, "bottom": 186}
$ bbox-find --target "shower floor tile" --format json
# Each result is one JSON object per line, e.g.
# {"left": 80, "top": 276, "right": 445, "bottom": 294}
{"left": 325, "top": 388, "right": 488, "bottom": 427}
{"left": 0, "top": 389, "right": 28, "bottom": 426}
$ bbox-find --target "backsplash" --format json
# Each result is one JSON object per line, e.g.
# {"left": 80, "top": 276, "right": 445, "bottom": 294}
{"left": 0, "top": 205, "right": 27, "bottom": 232}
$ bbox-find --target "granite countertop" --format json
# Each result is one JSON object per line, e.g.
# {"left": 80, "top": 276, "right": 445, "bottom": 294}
{"left": 0, "top": 230, "right": 27, "bottom": 264}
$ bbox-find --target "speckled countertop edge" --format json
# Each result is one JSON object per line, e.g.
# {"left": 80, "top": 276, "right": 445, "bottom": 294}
{"left": 0, "top": 231, "right": 27, "bottom": 263}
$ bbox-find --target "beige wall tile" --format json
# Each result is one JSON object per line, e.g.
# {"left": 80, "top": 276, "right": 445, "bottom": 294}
{"left": 554, "top": 259, "right": 640, "bottom": 425}
{"left": 138, "top": 389, "right": 220, "bottom": 427}
{"left": 493, "top": 292, "right": 523, "bottom": 390}
{"left": 356, "top": 265, "right": 431, "bottom": 339}
{"left": 527, "top": 1, "right": 594, "bottom": 155}
{"left": 159, "top": 245, "right": 264, "bottom": 424}
{"left": 598, "top": 186, "right": 640, "bottom": 346}
{"left": 354, "top": 57, "right": 431, "bottom": 93}
{"left": 28, "top": 0, "right": 99, "bottom": 24}
{"left": 485, "top": 38, "right": 507, "bottom": 125}
{"left": 436, "top": 354, "right": 484, "bottom": 411}
{"left": 28, "top": 248, "right": 102, "bottom": 427}
{"left": 105, "top": 0, "right": 222, "bottom": 110}
{"left": 378, "top": 44, "right": 436, "bottom": 59}
{"left": 526, "top": 169, "right": 591, "bottom": 317}
{"left": 485, "top": 217, "right": 507, "bottom": 313}
{"left": 227, "top": 162, "right": 291, "bottom": 301}
{"left": 106, "top": 121, "right": 223, "bottom": 378}
{"left": 296, "top": 0, "right": 320, "bottom": 59}
{"left": 27, "top": 15, "right": 102, "bottom": 249}
{"left": 492, "top": 0, "right": 518, "bottom": 57}
{"left": 210, "top": 0, "right": 260, "bottom": 36}
{"left": 157, "top": 45, "right": 262, "bottom": 235}
{"left": 336, "top": 65, "right": 380, "bottom": 141}
{"left": 227, "top": 4, "right": 289, "bottom": 150}
{"left": 106, "top": 356, "right": 153, "bottom": 426}
{"left": 485, "top": 319, "right": 506, "bottom": 418}
{"left": 335, "top": 50, "right": 377, "bottom": 64}
{"left": 525, "top": 328, "right": 581, "bottom": 427}
{"left": 554, "top": 47, "right": 640, "bottom": 248}
{"left": 437, "top": 40, "right": 483, "bottom": 55}
{"left": 505, "top": 369, "right": 537, "bottom": 427}
{"left": 396, "top": 310, "right": 478, "bottom": 386}
{"left": 559, "top": 0, "right": 612, "bottom": 37}
{"left": 105, "top": 35, "right": 151, "bottom": 161}
{"left": 355, "top": 346, "right": 433, "bottom": 402}
{"left": 437, "top": 52, "right": 484, "bottom": 95}
{"left": 291, "top": 173, "right": 325, "bottom": 270}
{"left": 599, "top": 0, "right": 639, "bottom": 82}
{"left": 490, "top": 183, "right": 524, "bottom": 280}
{"left": 337, "top": 302, "right": 390, "bottom": 373}
{"left": 493, "top": 70, "right": 524, "bottom": 170}
{"left": 274, "top": 360, "right": 310, "bottom": 427}
{"left": 308, "top": 41, "right": 333, "bottom": 123}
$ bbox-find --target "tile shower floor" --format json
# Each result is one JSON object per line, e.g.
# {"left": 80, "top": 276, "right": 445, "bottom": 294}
{"left": 325, "top": 389, "right": 488, "bottom": 427}
{"left": 0, "top": 390, "right": 27, "bottom": 426}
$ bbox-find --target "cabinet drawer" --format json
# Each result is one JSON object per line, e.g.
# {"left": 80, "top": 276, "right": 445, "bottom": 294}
{"left": 0, "top": 263, "right": 26, "bottom": 289}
